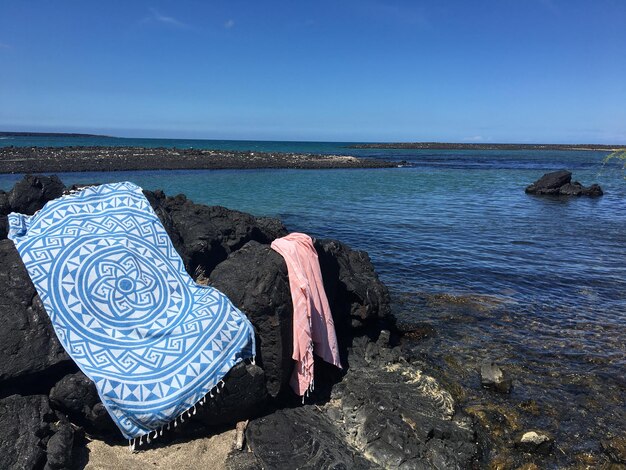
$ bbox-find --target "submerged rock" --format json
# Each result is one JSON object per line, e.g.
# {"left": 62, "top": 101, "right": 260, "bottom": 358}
{"left": 601, "top": 436, "right": 626, "bottom": 464}
{"left": 480, "top": 360, "right": 512, "bottom": 394}
{"left": 515, "top": 430, "right": 554, "bottom": 455}
{"left": 525, "top": 170, "right": 603, "bottom": 197}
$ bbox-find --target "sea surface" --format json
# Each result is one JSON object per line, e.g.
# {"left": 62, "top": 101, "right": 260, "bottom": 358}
{"left": 1, "top": 135, "right": 625, "bottom": 463}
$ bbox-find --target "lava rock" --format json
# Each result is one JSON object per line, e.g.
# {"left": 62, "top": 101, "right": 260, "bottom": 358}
{"left": 525, "top": 170, "right": 603, "bottom": 197}
{"left": 377, "top": 330, "right": 391, "bottom": 348}
{"left": 147, "top": 192, "right": 287, "bottom": 277}
{"left": 241, "top": 337, "right": 478, "bottom": 469}
{"left": 194, "top": 362, "right": 270, "bottom": 427}
{"left": 584, "top": 183, "right": 604, "bottom": 197}
{"left": 0, "top": 175, "right": 65, "bottom": 239}
{"left": 480, "top": 360, "right": 512, "bottom": 394}
{"left": 332, "top": 341, "right": 476, "bottom": 469}
{"left": 0, "top": 394, "right": 55, "bottom": 470}
{"left": 601, "top": 436, "right": 626, "bottom": 464}
{"left": 315, "top": 238, "right": 391, "bottom": 334}
{"left": 0, "top": 240, "right": 72, "bottom": 387}
{"left": 210, "top": 241, "right": 294, "bottom": 397}
{"left": 7, "top": 174, "right": 65, "bottom": 215}
{"left": 515, "top": 430, "right": 554, "bottom": 455}
{"left": 246, "top": 407, "right": 374, "bottom": 470}
{"left": 44, "top": 422, "right": 74, "bottom": 470}
{"left": 0, "top": 175, "right": 400, "bottom": 465}
{"left": 525, "top": 170, "right": 572, "bottom": 195}
{"left": 49, "top": 372, "right": 117, "bottom": 435}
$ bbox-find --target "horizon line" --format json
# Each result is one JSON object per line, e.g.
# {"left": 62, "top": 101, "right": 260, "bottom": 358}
{"left": 1, "top": 130, "right": 626, "bottom": 147}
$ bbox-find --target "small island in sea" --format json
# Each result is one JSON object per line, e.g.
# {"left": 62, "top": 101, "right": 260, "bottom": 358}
{"left": 0, "top": 145, "right": 396, "bottom": 173}
{"left": 347, "top": 142, "right": 626, "bottom": 151}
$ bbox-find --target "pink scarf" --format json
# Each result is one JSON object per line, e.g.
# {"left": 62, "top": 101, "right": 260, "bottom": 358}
{"left": 271, "top": 233, "right": 342, "bottom": 397}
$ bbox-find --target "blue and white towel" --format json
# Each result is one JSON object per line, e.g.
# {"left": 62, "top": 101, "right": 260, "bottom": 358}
{"left": 8, "top": 182, "right": 256, "bottom": 444}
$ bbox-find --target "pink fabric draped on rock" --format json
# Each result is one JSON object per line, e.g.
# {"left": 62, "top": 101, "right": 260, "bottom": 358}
{"left": 270, "top": 232, "right": 342, "bottom": 397}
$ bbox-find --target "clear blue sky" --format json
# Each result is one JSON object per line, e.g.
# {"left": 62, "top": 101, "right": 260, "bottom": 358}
{"left": 1, "top": 0, "right": 625, "bottom": 143}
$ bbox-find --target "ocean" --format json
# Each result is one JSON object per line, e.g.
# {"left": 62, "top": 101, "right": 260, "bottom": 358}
{"left": 1, "top": 135, "right": 625, "bottom": 462}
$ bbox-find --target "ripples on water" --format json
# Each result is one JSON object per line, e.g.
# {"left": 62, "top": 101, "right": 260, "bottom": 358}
{"left": 1, "top": 141, "right": 624, "bottom": 464}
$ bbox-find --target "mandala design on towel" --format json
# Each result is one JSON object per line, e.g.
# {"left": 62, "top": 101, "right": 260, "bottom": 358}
{"left": 8, "top": 182, "right": 256, "bottom": 439}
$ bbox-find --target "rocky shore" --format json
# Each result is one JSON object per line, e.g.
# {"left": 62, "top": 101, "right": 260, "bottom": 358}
{"left": 348, "top": 142, "right": 626, "bottom": 151}
{"left": 0, "top": 147, "right": 397, "bottom": 174}
{"left": 0, "top": 175, "right": 478, "bottom": 469}
{"left": 2, "top": 175, "right": 624, "bottom": 469}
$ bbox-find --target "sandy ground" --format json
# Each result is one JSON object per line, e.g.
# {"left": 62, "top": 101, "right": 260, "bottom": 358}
{"left": 82, "top": 429, "right": 234, "bottom": 470}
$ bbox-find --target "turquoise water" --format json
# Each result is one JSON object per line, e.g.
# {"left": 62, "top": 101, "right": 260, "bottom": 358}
{"left": 1, "top": 136, "right": 625, "bottom": 459}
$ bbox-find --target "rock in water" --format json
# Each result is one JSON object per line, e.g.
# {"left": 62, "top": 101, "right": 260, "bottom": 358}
{"left": 601, "top": 436, "right": 626, "bottom": 464}
{"left": 515, "top": 430, "right": 554, "bottom": 455}
{"left": 525, "top": 170, "right": 572, "bottom": 195}
{"left": 480, "top": 360, "right": 512, "bottom": 394}
{"left": 525, "top": 170, "right": 603, "bottom": 197}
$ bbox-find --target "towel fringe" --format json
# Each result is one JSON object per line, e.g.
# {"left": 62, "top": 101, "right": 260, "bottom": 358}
{"left": 128, "top": 372, "right": 237, "bottom": 453}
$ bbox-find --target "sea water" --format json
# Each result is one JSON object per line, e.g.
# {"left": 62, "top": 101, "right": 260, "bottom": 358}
{"left": 1, "top": 136, "right": 624, "bottom": 460}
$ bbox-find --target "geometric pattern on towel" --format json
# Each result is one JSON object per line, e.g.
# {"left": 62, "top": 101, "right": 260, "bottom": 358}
{"left": 8, "top": 182, "right": 256, "bottom": 440}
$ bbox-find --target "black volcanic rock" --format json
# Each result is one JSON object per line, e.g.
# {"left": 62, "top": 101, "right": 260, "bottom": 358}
{"left": 209, "top": 241, "right": 294, "bottom": 397}
{"left": 245, "top": 407, "right": 374, "bottom": 470}
{"left": 44, "top": 421, "right": 74, "bottom": 470}
{"left": 49, "top": 372, "right": 117, "bottom": 435}
{"left": 7, "top": 174, "right": 65, "bottom": 214}
{"left": 0, "top": 175, "right": 452, "bottom": 468}
{"left": 525, "top": 170, "right": 572, "bottom": 195}
{"left": 315, "top": 238, "right": 392, "bottom": 333}
{"left": 146, "top": 191, "right": 288, "bottom": 277}
{"left": 0, "top": 394, "right": 55, "bottom": 470}
{"left": 0, "top": 239, "right": 72, "bottom": 387}
{"left": 0, "top": 146, "right": 396, "bottom": 173}
{"left": 243, "top": 337, "right": 479, "bottom": 469}
{"left": 194, "top": 362, "right": 270, "bottom": 427}
{"left": 525, "top": 170, "right": 603, "bottom": 197}
{"left": 0, "top": 174, "right": 66, "bottom": 239}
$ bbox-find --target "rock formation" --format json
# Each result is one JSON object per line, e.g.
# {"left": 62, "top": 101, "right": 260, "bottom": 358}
{"left": 525, "top": 170, "right": 603, "bottom": 197}
{"left": 0, "top": 175, "right": 479, "bottom": 469}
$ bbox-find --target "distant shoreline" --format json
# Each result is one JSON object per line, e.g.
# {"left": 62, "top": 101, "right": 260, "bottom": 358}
{"left": 0, "top": 146, "right": 397, "bottom": 174}
{"left": 347, "top": 142, "right": 626, "bottom": 151}
{"left": 0, "top": 131, "right": 110, "bottom": 138}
